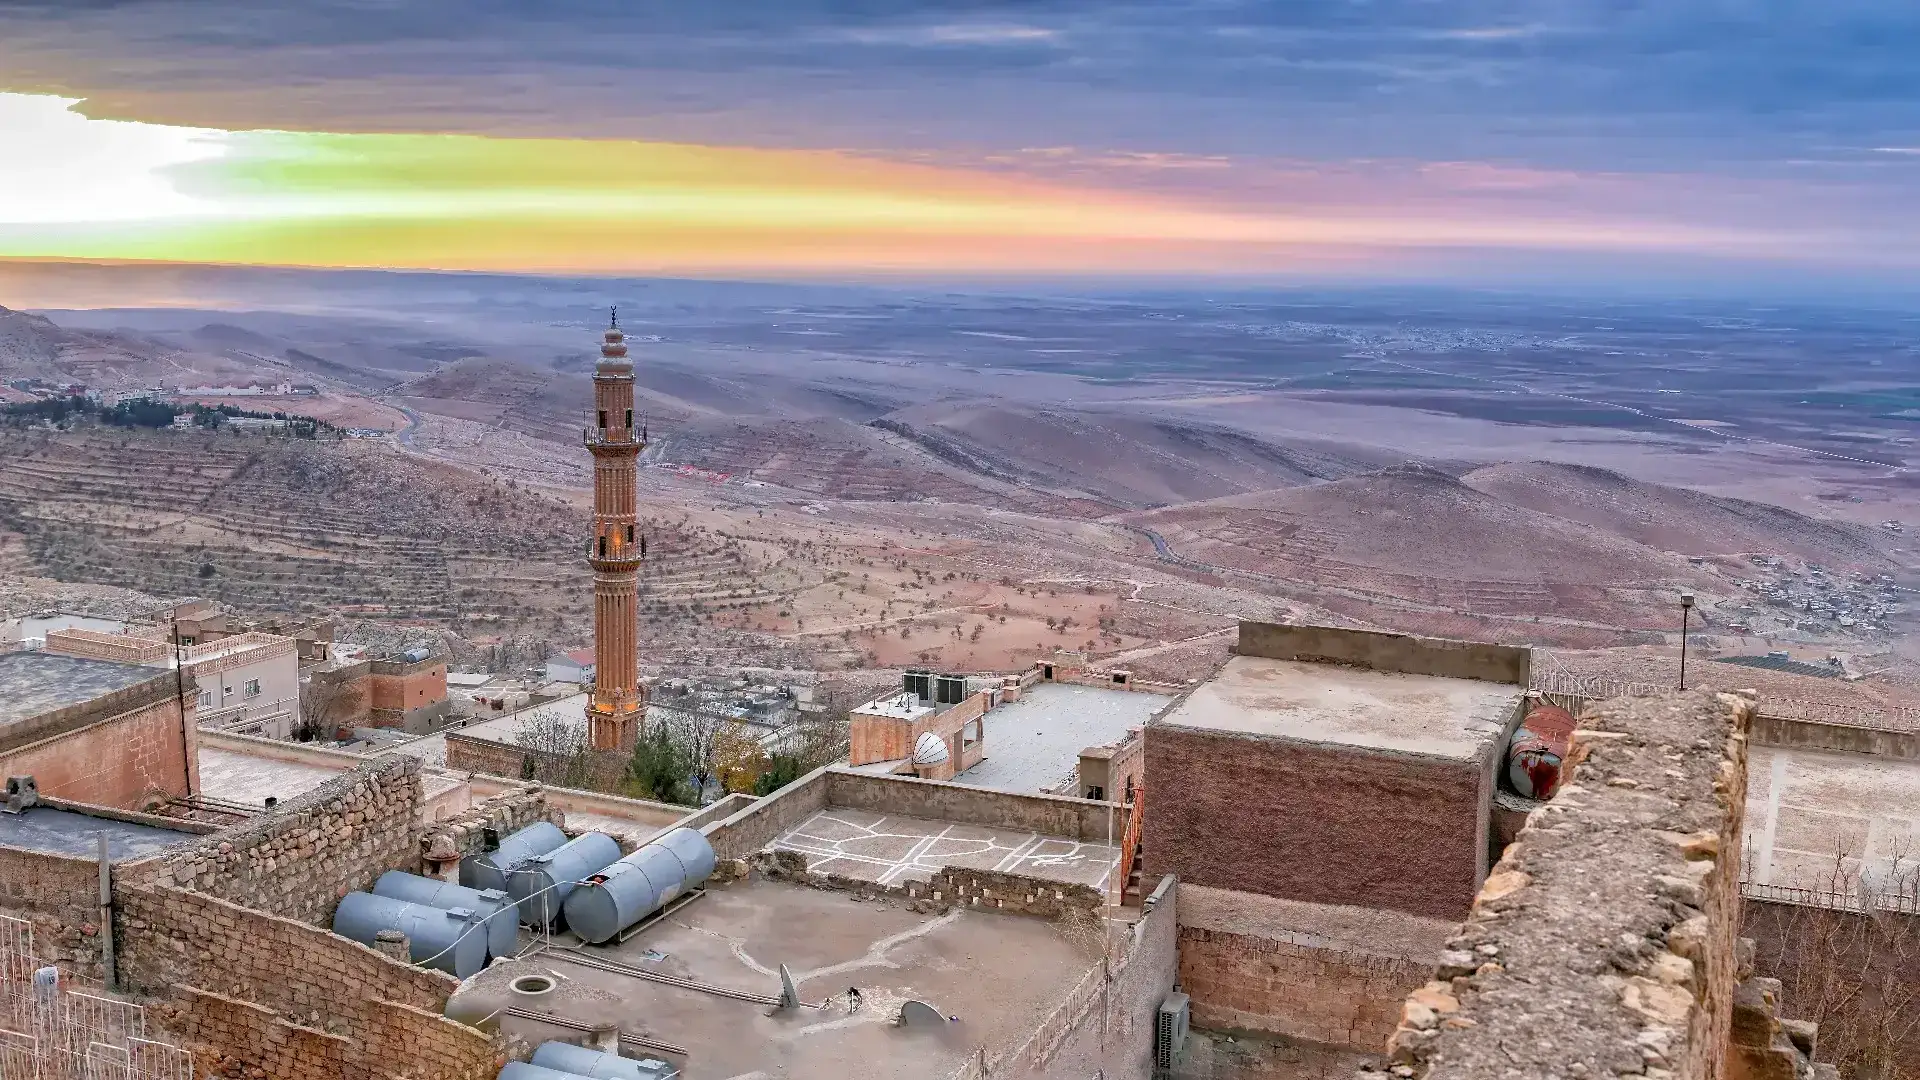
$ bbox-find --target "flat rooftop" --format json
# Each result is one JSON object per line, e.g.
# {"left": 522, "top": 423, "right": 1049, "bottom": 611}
{"left": 955, "top": 682, "right": 1169, "bottom": 794}
{"left": 1157, "top": 653, "right": 1520, "bottom": 759}
{"left": 480, "top": 877, "right": 1099, "bottom": 1079}
{"left": 0, "top": 805, "right": 194, "bottom": 861}
{"left": 776, "top": 807, "right": 1117, "bottom": 891}
{"left": 195, "top": 745, "right": 465, "bottom": 809}
{"left": 1742, "top": 744, "right": 1920, "bottom": 891}
{"left": 0, "top": 651, "right": 167, "bottom": 729}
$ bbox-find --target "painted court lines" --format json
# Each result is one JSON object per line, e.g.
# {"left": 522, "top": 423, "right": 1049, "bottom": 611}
{"left": 775, "top": 808, "right": 1118, "bottom": 891}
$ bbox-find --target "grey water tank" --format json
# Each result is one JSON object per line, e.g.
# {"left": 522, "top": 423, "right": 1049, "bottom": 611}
{"left": 333, "top": 892, "right": 489, "bottom": 979}
{"left": 463, "top": 821, "right": 568, "bottom": 892}
{"left": 562, "top": 827, "right": 716, "bottom": 945}
{"left": 532, "top": 1041, "right": 679, "bottom": 1079}
{"left": 497, "top": 1064, "right": 596, "bottom": 1080}
{"left": 509, "top": 832, "right": 622, "bottom": 928}
{"left": 373, "top": 871, "right": 519, "bottom": 959}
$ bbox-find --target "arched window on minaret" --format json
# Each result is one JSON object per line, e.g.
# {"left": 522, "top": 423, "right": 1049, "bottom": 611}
{"left": 625, "top": 408, "right": 632, "bottom": 430}
{"left": 626, "top": 524, "right": 634, "bottom": 544}
{"left": 599, "top": 536, "right": 607, "bottom": 558}
{"left": 598, "top": 409, "right": 607, "bottom": 430}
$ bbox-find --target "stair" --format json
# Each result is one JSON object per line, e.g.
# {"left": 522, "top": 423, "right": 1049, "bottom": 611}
{"left": 1121, "top": 839, "right": 1146, "bottom": 906}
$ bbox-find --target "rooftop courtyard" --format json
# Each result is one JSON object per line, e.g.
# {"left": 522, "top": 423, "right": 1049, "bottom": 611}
{"left": 481, "top": 878, "right": 1103, "bottom": 1080}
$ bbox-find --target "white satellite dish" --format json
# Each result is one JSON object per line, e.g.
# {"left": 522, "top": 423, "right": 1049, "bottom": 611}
{"left": 912, "top": 731, "right": 950, "bottom": 766}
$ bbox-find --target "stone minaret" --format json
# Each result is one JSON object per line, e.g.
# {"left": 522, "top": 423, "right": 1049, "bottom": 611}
{"left": 584, "top": 308, "right": 646, "bottom": 752}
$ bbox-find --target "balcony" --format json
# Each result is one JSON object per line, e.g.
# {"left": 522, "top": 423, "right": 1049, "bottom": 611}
{"left": 583, "top": 427, "right": 646, "bottom": 450}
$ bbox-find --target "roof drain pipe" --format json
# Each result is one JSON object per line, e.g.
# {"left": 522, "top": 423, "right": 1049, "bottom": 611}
{"left": 97, "top": 832, "right": 115, "bottom": 990}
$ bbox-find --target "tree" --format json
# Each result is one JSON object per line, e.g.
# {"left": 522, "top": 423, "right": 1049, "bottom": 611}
{"left": 655, "top": 703, "right": 731, "bottom": 801}
{"left": 713, "top": 723, "right": 768, "bottom": 794}
{"left": 513, "top": 707, "right": 595, "bottom": 789}
{"left": 753, "top": 753, "right": 809, "bottom": 796}
{"left": 623, "top": 722, "right": 692, "bottom": 804}
{"left": 297, "top": 675, "right": 363, "bottom": 741}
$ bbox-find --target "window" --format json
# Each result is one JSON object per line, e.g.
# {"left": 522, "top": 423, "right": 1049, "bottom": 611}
{"left": 626, "top": 524, "right": 634, "bottom": 544}
{"left": 962, "top": 719, "right": 981, "bottom": 748}
{"left": 1085, "top": 786, "right": 1104, "bottom": 801}
{"left": 597, "top": 409, "right": 607, "bottom": 429}
{"left": 598, "top": 536, "right": 607, "bottom": 558}
{"left": 179, "top": 636, "right": 196, "bottom": 647}
{"left": 625, "top": 408, "right": 632, "bottom": 429}
{"left": 197, "top": 690, "right": 213, "bottom": 709}
{"left": 244, "top": 678, "right": 261, "bottom": 698}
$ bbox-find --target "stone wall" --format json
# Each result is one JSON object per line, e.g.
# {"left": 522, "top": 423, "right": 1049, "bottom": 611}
{"left": 825, "top": 768, "right": 1124, "bottom": 842}
{"left": 1234, "top": 623, "right": 1530, "bottom": 686}
{"left": 42, "top": 627, "right": 170, "bottom": 664}
{"left": 0, "top": 845, "right": 107, "bottom": 980}
{"left": 1174, "top": 884, "right": 1450, "bottom": 1057}
{"left": 1373, "top": 690, "right": 1755, "bottom": 1080}
{"left": 702, "top": 765, "right": 833, "bottom": 861}
{"left": 0, "top": 691, "right": 198, "bottom": 810}
{"left": 1143, "top": 725, "right": 1486, "bottom": 920}
{"left": 771, "top": 855, "right": 1108, "bottom": 922}
{"left": 120, "top": 883, "right": 501, "bottom": 1080}
{"left": 419, "top": 783, "right": 556, "bottom": 868}
{"left": 142, "top": 756, "right": 423, "bottom": 925}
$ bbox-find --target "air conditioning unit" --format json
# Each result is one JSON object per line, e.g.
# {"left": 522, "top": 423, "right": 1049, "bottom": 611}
{"left": 1155, "top": 991, "right": 1190, "bottom": 1069}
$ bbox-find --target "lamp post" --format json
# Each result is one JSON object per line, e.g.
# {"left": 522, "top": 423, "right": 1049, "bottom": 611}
{"left": 1679, "top": 592, "right": 1696, "bottom": 690}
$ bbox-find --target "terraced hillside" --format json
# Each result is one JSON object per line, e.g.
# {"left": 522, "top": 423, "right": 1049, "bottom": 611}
{"left": 1122, "top": 463, "right": 1720, "bottom": 646}
{"left": 0, "top": 426, "right": 768, "bottom": 630}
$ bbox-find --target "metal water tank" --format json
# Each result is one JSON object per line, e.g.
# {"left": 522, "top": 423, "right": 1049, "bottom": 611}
{"left": 532, "top": 1041, "right": 680, "bottom": 1079}
{"left": 333, "top": 892, "right": 489, "bottom": 979}
{"left": 509, "top": 832, "right": 623, "bottom": 928}
{"left": 561, "top": 827, "right": 716, "bottom": 945}
{"left": 497, "top": 1063, "right": 595, "bottom": 1080}
{"left": 373, "top": 871, "right": 519, "bottom": 959}
{"left": 463, "top": 821, "right": 568, "bottom": 892}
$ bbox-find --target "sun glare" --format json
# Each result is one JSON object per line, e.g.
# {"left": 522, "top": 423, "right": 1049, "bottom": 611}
{"left": 0, "top": 94, "right": 233, "bottom": 225}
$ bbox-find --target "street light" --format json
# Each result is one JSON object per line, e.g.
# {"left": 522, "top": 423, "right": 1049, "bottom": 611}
{"left": 1679, "top": 592, "right": 1696, "bottom": 690}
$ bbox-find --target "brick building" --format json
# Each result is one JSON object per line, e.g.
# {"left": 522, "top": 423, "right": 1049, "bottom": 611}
{"left": 0, "top": 650, "right": 201, "bottom": 810}
{"left": 847, "top": 671, "right": 991, "bottom": 781}
{"left": 1142, "top": 621, "right": 1529, "bottom": 1070}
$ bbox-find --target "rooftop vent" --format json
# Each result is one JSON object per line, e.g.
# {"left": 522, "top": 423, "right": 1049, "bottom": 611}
{"left": 912, "top": 732, "right": 950, "bottom": 767}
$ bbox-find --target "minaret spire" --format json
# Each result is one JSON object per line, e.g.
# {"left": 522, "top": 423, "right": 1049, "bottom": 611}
{"left": 583, "top": 309, "right": 646, "bottom": 753}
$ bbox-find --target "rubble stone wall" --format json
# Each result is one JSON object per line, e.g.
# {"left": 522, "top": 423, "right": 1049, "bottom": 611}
{"left": 0, "top": 846, "right": 106, "bottom": 980}
{"left": 142, "top": 756, "right": 423, "bottom": 926}
{"left": 1374, "top": 690, "right": 1755, "bottom": 1080}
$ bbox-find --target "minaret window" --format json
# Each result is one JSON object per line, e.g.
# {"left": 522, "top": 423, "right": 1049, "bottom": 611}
{"left": 598, "top": 536, "right": 607, "bottom": 558}
{"left": 598, "top": 410, "right": 607, "bottom": 429}
{"left": 625, "top": 409, "right": 632, "bottom": 430}
{"left": 626, "top": 524, "right": 634, "bottom": 543}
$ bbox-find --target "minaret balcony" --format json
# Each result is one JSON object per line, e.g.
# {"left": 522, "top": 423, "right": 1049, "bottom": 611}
{"left": 588, "top": 541, "right": 644, "bottom": 568}
{"left": 584, "top": 428, "right": 644, "bottom": 450}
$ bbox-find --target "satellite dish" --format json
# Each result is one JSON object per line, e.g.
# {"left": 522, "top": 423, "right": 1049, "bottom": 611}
{"left": 898, "top": 1000, "right": 947, "bottom": 1028}
{"left": 912, "top": 732, "right": 950, "bottom": 766}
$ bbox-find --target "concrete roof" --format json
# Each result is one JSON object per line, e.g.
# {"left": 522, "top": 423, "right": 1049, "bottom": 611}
{"left": 474, "top": 878, "right": 1099, "bottom": 1080}
{"left": 197, "top": 746, "right": 348, "bottom": 808}
{"left": 1156, "top": 654, "right": 1520, "bottom": 760}
{"left": 0, "top": 805, "right": 194, "bottom": 861}
{"left": 0, "top": 651, "right": 168, "bottom": 729}
{"left": 954, "top": 682, "right": 1169, "bottom": 794}
{"left": 1743, "top": 744, "right": 1920, "bottom": 891}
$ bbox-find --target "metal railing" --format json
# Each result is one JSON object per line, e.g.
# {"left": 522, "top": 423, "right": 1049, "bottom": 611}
{"left": 1740, "top": 881, "right": 1920, "bottom": 915}
{"left": 1114, "top": 785, "right": 1146, "bottom": 904}
{"left": 0, "top": 916, "right": 192, "bottom": 1080}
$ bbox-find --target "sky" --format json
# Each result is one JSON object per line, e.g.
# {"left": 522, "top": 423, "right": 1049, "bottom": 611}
{"left": 2, "top": 0, "right": 1919, "bottom": 286}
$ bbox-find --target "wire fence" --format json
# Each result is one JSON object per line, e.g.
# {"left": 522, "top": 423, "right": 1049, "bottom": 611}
{"left": 1526, "top": 669, "right": 1920, "bottom": 733}
{"left": 0, "top": 916, "right": 192, "bottom": 1080}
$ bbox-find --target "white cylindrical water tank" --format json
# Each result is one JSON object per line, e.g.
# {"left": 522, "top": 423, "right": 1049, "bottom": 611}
{"left": 333, "top": 892, "right": 489, "bottom": 979}
{"left": 463, "top": 821, "right": 568, "bottom": 892}
{"left": 508, "top": 832, "right": 623, "bottom": 929}
{"left": 561, "top": 827, "right": 716, "bottom": 945}
{"left": 532, "top": 1041, "right": 680, "bottom": 1079}
{"left": 373, "top": 871, "right": 519, "bottom": 959}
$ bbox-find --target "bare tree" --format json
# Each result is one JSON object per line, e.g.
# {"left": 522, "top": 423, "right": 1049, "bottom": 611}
{"left": 654, "top": 703, "right": 729, "bottom": 801}
{"left": 513, "top": 707, "right": 595, "bottom": 788}
{"left": 296, "top": 676, "right": 363, "bottom": 742}
{"left": 1748, "top": 844, "right": 1920, "bottom": 1080}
